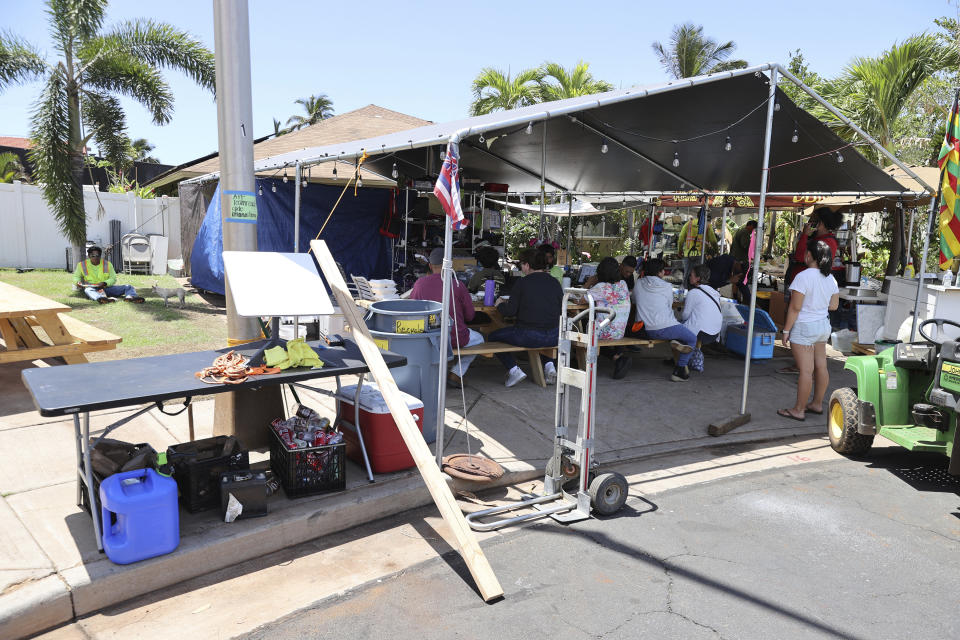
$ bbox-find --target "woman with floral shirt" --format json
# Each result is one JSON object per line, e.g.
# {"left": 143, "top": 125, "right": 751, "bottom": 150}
{"left": 587, "top": 257, "right": 630, "bottom": 340}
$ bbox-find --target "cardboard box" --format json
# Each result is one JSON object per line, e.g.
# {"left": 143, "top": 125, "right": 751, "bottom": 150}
{"left": 768, "top": 291, "right": 786, "bottom": 329}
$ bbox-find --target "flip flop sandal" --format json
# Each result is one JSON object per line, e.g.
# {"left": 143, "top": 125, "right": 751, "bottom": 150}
{"left": 777, "top": 408, "right": 805, "bottom": 421}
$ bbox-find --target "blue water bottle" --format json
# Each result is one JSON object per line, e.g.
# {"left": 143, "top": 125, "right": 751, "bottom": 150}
{"left": 483, "top": 279, "right": 496, "bottom": 306}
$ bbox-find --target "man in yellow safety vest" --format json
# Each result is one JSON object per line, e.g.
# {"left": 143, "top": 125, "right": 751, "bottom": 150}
{"left": 73, "top": 246, "right": 144, "bottom": 304}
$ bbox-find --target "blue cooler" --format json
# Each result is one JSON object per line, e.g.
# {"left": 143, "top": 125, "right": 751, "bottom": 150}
{"left": 100, "top": 468, "right": 179, "bottom": 564}
{"left": 725, "top": 304, "right": 778, "bottom": 359}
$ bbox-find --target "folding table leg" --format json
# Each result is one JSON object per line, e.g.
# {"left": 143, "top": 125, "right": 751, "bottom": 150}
{"left": 81, "top": 412, "right": 104, "bottom": 551}
{"left": 352, "top": 374, "right": 375, "bottom": 483}
{"left": 73, "top": 414, "right": 83, "bottom": 508}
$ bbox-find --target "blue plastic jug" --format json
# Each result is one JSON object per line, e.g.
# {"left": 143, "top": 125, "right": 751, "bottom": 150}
{"left": 100, "top": 467, "right": 179, "bottom": 564}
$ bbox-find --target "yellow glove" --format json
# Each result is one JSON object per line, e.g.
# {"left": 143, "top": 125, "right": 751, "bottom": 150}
{"left": 264, "top": 345, "right": 292, "bottom": 369}
{"left": 285, "top": 338, "right": 323, "bottom": 368}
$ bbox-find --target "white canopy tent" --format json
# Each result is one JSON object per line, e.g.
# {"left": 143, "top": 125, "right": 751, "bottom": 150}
{"left": 187, "top": 62, "right": 935, "bottom": 458}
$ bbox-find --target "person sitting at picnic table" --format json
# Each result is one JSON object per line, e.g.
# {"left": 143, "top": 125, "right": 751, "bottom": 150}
{"left": 620, "top": 255, "right": 639, "bottom": 291}
{"left": 681, "top": 264, "right": 723, "bottom": 373}
{"left": 632, "top": 257, "right": 698, "bottom": 382}
{"left": 72, "top": 245, "right": 144, "bottom": 304}
{"left": 410, "top": 248, "right": 484, "bottom": 387}
{"left": 491, "top": 248, "right": 564, "bottom": 387}
{"left": 586, "top": 257, "right": 632, "bottom": 379}
{"left": 467, "top": 245, "right": 505, "bottom": 295}
{"left": 539, "top": 243, "right": 564, "bottom": 282}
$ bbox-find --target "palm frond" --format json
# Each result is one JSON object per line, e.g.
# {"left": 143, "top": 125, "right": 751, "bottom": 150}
{"left": 82, "top": 91, "right": 128, "bottom": 167}
{"left": 83, "top": 48, "right": 173, "bottom": 124}
{"left": 91, "top": 19, "right": 215, "bottom": 92}
{"left": 0, "top": 31, "right": 47, "bottom": 90}
{"left": 46, "top": 0, "right": 108, "bottom": 53}
{"left": 469, "top": 67, "right": 542, "bottom": 115}
{"left": 29, "top": 64, "right": 86, "bottom": 245}
{"left": 653, "top": 23, "right": 745, "bottom": 79}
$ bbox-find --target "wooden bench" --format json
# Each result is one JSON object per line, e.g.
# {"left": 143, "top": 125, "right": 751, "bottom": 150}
{"left": 457, "top": 342, "right": 558, "bottom": 387}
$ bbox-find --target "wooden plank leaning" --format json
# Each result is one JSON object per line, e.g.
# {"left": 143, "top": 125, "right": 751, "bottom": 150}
{"left": 311, "top": 239, "right": 504, "bottom": 602}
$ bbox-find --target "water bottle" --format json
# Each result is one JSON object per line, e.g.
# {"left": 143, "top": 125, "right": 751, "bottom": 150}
{"left": 943, "top": 270, "right": 955, "bottom": 287}
{"left": 483, "top": 279, "right": 496, "bottom": 306}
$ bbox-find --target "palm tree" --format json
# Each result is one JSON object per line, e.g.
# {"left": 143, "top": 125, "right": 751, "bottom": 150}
{"left": 0, "top": 152, "right": 29, "bottom": 183}
{"left": 824, "top": 34, "right": 951, "bottom": 278}
{"left": 469, "top": 67, "right": 543, "bottom": 116}
{"left": 0, "top": 0, "right": 213, "bottom": 250}
{"left": 285, "top": 94, "right": 334, "bottom": 130}
{"left": 538, "top": 61, "right": 614, "bottom": 102}
{"left": 272, "top": 117, "right": 288, "bottom": 137}
{"left": 652, "top": 23, "right": 747, "bottom": 79}
{"left": 129, "top": 137, "right": 158, "bottom": 163}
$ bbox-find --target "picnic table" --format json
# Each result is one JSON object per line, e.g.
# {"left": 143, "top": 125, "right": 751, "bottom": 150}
{"left": 0, "top": 281, "right": 120, "bottom": 365}
{"left": 21, "top": 338, "right": 406, "bottom": 551}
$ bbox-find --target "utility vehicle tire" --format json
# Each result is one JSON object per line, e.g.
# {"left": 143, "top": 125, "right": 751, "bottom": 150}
{"left": 588, "top": 472, "right": 628, "bottom": 516}
{"left": 827, "top": 387, "right": 874, "bottom": 455}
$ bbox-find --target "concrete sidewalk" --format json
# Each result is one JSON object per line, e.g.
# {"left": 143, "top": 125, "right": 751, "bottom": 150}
{"left": 0, "top": 342, "right": 854, "bottom": 638}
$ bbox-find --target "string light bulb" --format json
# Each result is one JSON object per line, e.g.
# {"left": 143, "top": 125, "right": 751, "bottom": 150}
{"left": 391, "top": 162, "right": 398, "bottom": 179}
{"left": 724, "top": 136, "right": 732, "bottom": 152}
{"left": 332, "top": 162, "right": 337, "bottom": 178}
{"left": 478, "top": 133, "right": 485, "bottom": 143}
{"left": 302, "top": 178, "right": 307, "bottom": 188}
{"left": 774, "top": 102, "right": 781, "bottom": 112}
{"left": 257, "top": 185, "right": 262, "bottom": 196}
{"left": 672, "top": 151, "right": 680, "bottom": 168}
{"left": 836, "top": 151, "right": 844, "bottom": 163}
{"left": 525, "top": 122, "right": 533, "bottom": 135}
{"left": 271, "top": 183, "right": 276, "bottom": 193}
{"left": 283, "top": 170, "right": 288, "bottom": 183}
{"left": 791, "top": 128, "right": 799, "bottom": 143}
{"left": 601, "top": 139, "right": 609, "bottom": 154}
{"left": 357, "top": 175, "right": 363, "bottom": 188}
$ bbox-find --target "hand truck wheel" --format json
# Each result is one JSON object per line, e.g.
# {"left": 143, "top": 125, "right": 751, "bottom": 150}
{"left": 588, "top": 472, "right": 628, "bottom": 516}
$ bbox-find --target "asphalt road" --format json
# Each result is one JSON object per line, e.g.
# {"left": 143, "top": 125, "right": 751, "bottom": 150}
{"left": 242, "top": 449, "right": 960, "bottom": 640}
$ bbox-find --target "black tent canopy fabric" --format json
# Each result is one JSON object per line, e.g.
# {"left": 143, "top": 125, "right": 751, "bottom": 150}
{"left": 249, "top": 68, "right": 906, "bottom": 197}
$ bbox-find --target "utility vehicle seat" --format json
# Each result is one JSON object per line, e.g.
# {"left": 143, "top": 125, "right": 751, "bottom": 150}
{"left": 893, "top": 342, "right": 938, "bottom": 371}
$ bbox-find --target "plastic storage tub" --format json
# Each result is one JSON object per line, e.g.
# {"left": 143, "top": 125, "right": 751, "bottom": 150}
{"left": 100, "top": 468, "right": 179, "bottom": 565}
{"left": 366, "top": 299, "right": 442, "bottom": 334}
{"left": 724, "top": 304, "right": 778, "bottom": 359}
{"left": 337, "top": 382, "right": 424, "bottom": 473}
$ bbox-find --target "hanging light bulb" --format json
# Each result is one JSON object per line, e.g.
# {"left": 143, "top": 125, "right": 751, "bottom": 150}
{"left": 332, "top": 162, "right": 338, "bottom": 178}
{"left": 672, "top": 151, "right": 680, "bottom": 168}
{"left": 357, "top": 175, "right": 363, "bottom": 188}
{"left": 282, "top": 170, "right": 288, "bottom": 183}
{"left": 271, "top": 183, "right": 277, "bottom": 193}
{"left": 525, "top": 122, "right": 533, "bottom": 135}
{"left": 478, "top": 133, "right": 485, "bottom": 143}
{"left": 836, "top": 151, "right": 844, "bottom": 163}
{"left": 302, "top": 178, "right": 307, "bottom": 188}
{"left": 600, "top": 139, "right": 609, "bottom": 154}
{"left": 258, "top": 185, "right": 262, "bottom": 196}
{"left": 791, "top": 128, "right": 799, "bottom": 143}
{"left": 391, "top": 162, "right": 398, "bottom": 179}
{"left": 724, "top": 136, "right": 732, "bottom": 152}
{"left": 774, "top": 102, "right": 781, "bottom": 112}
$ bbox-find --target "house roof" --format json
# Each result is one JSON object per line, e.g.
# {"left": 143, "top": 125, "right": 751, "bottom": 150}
{"left": 0, "top": 136, "right": 31, "bottom": 149}
{"left": 145, "top": 105, "right": 431, "bottom": 189}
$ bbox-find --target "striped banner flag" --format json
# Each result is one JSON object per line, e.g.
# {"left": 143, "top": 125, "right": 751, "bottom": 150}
{"left": 434, "top": 142, "right": 469, "bottom": 230}
{"left": 937, "top": 92, "right": 960, "bottom": 269}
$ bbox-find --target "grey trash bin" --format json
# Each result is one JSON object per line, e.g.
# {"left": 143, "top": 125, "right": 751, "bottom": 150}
{"left": 366, "top": 300, "right": 448, "bottom": 444}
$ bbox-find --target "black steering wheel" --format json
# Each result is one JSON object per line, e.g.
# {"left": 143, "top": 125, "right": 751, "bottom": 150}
{"left": 918, "top": 318, "right": 960, "bottom": 344}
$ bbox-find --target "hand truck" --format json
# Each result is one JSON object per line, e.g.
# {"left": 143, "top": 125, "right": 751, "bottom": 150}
{"left": 465, "top": 288, "right": 629, "bottom": 531}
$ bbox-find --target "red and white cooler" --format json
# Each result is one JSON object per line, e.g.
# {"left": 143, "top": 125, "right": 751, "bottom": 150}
{"left": 336, "top": 382, "right": 424, "bottom": 473}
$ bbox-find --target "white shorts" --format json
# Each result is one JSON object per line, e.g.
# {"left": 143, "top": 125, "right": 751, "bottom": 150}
{"left": 790, "top": 318, "right": 831, "bottom": 346}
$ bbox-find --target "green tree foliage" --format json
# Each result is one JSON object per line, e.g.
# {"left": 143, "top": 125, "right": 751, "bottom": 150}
{"left": 539, "top": 61, "right": 613, "bottom": 101}
{"left": 0, "top": 152, "right": 29, "bottom": 183}
{"left": 0, "top": 0, "right": 214, "bottom": 246}
{"left": 469, "top": 67, "right": 543, "bottom": 116}
{"left": 652, "top": 23, "right": 747, "bottom": 79}
{"left": 285, "top": 94, "right": 334, "bottom": 130}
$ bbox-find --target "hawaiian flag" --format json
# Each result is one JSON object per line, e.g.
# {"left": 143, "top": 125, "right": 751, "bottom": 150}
{"left": 937, "top": 92, "right": 960, "bottom": 270}
{"left": 434, "top": 142, "right": 469, "bottom": 230}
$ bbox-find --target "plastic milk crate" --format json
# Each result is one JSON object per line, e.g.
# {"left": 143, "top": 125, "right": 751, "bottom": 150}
{"left": 269, "top": 427, "right": 346, "bottom": 498}
{"left": 725, "top": 304, "right": 778, "bottom": 359}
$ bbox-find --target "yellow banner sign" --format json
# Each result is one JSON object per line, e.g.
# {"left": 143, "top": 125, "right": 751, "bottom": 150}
{"left": 395, "top": 318, "right": 425, "bottom": 334}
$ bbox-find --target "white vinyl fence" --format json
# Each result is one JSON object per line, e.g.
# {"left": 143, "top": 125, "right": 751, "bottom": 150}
{"left": 0, "top": 181, "right": 181, "bottom": 269}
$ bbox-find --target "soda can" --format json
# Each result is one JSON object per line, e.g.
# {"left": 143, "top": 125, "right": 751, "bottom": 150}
{"left": 295, "top": 404, "right": 319, "bottom": 421}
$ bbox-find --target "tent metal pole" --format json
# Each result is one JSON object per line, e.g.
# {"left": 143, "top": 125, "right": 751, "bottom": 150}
{"left": 566, "top": 196, "right": 573, "bottom": 267}
{"left": 539, "top": 121, "right": 547, "bottom": 239}
{"left": 910, "top": 192, "right": 940, "bottom": 341}
{"left": 648, "top": 204, "right": 655, "bottom": 256}
{"left": 402, "top": 188, "right": 410, "bottom": 267}
{"left": 436, "top": 210, "right": 454, "bottom": 467}
{"left": 739, "top": 66, "right": 779, "bottom": 416}
{"left": 775, "top": 64, "right": 936, "bottom": 195}
{"left": 699, "top": 202, "right": 708, "bottom": 265}
{"left": 293, "top": 162, "right": 302, "bottom": 252}
{"left": 720, "top": 206, "right": 728, "bottom": 253}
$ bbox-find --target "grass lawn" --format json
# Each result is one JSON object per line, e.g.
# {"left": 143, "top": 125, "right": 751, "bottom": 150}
{"left": 1, "top": 268, "right": 228, "bottom": 361}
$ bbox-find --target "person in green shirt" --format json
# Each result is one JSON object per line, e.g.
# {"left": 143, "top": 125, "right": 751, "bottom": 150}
{"left": 538, "top": 243, "right": 564, "bottom": 282}
{"left": 73, "top": 245, "right": 144, "bottom": 304}
{"left": 730, "top": 219, "right": 757, "bottom": 266}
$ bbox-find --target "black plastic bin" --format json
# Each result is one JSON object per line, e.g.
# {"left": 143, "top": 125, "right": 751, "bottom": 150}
{"left": 167, "top": 436, "right": 249, "bottom": 512}
{"left": 268, "top": 428, "right": 345, "bottom": 498}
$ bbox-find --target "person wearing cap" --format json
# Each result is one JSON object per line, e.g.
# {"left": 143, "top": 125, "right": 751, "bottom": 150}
{"left": 538, "top": 243, "right": 564, "bottom": 283}
{"left": 785, "top": 207, "right": 841, "bottom": 288}
{"left": 72, "top": 246, "right": 144, "bottom": 304}
{"left": 410, "top": 248, "right": 483, "bottom": 387}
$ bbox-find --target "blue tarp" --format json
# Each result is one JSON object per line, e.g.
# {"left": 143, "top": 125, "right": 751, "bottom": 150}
{"left": 191, "top": 180, "right": 393, "bottom": 295}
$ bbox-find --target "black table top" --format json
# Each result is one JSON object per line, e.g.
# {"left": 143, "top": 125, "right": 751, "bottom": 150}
{"left": 21, "top": 339, "right": 406, "bottom": 417}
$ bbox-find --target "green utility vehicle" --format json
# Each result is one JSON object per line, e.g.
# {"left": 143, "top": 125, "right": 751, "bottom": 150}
{"left": 828, "top": 318, "right": 960, "bottom": 475}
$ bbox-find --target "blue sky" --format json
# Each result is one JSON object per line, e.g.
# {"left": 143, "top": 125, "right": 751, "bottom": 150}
{"left": 0, "top": 0, "right": 950, "bottom": 165}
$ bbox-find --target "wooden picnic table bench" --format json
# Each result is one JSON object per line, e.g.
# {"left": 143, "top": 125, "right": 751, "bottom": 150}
{"left": 0, "top": 281, "right": 121, "bottom": 365}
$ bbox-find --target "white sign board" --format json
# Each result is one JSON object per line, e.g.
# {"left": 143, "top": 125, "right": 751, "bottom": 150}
{"left": 222, "top": 251, "right": 335, "bottom": 317}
